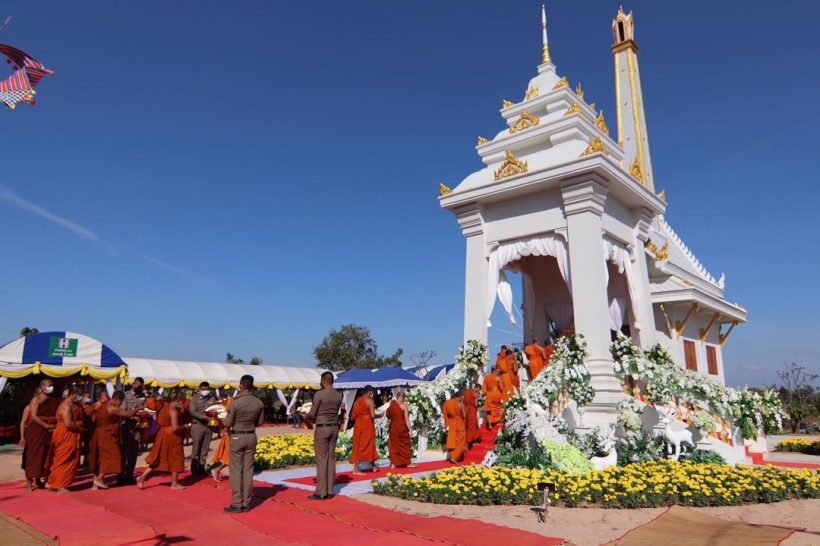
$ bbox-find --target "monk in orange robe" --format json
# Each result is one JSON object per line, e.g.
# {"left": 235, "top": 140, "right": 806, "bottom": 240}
{"left": 482, "top": 367, "right": 504, "bottom": 428}
{"left": 22, "top": 380, "right": 60, "bottom": 492}
{"left": 525, "top": 338, "right": 547, "bottom": 381}
{"left": 89, "top": 391, "right": 137, "bottom": 490}
{"left": 497, "top": 346, "right": 518, "bottom": 401}
{"left": 442, "top": 392, "right": 466, "bottom": 463}
{"left": 463, "top": 385, "right": 481, "bottom": 448}
{"left": 138, "top": 393, "right": 186, "bottom": 490}
{"left": 386, "top": 389, "right": 414, "bottom": 468}
{"left": 209, "top": 397, "right": 233, "bottom": 482}
{"left": 350, "top": 386, "right": 381, "bottom": 475}
{"left": 45, "top": 386, "right": 85, "bottom": 494}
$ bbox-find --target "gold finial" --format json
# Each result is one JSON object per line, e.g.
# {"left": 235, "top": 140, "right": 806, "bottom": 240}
{"left": 502, "top": 99, "right": 513, "bottom": 108}
{"left": 509, "top": 111, "right": 540, "bottom": 134}
{"left": 525, "top": 86, "right": 539, "bottom": 100}
{"left": 477, "top": 136, "right": 489, "bottom": 145}
{"left": 594, "top": 110, "right": 610, "bottom": 136}
{"left": 656, "top": 242, "right": 669, "bottom": 261}
{"left": 563, "top": 103, "right": 581, "bottom": 116}
{"left": 580, "top": 137, "right": 607, "bottom": 157}
{"left": 541, "top": 4, "right": 551, "bottom": 64}
{"left": 552, "top": 76, "right": 569, "bottom": 90}
{"left": 439, "top": 183, "right": 453, "bottom": 196}
{"left": 494, "top": 151, "right": 529, "bottom": 180}
{"left": 588, "top": 102, "right": 596, "bottom": 111}
{"left": 629, "top": 156, "right": 646, "bottom": 185}
{"left": 657, "top": 190, "right": 666, "bottom": 203}
{"left": 575, "top": 82, "right": 585, "bottom": 101}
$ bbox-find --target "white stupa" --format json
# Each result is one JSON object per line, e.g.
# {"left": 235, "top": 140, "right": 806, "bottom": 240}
{"left": 439, "top": 6, "right": 746, "bottom": 428}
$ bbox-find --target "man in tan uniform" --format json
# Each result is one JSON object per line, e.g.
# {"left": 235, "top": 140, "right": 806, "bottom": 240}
{"left": 306, "top": 371, "right": 342, "bottom": 500}
{"left": 189, "top": 381, "right": 216, "bottom": 476}
{"left": 223, "top": 374, "right": 265, "bottom": 513}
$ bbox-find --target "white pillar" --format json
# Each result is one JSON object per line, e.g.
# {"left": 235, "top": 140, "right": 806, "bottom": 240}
{"left": 561, "top": 177, "right": 621, "bottom": 428}
{"left": 631, "top": 207, "right": 658, "bottom": 347}
{"left": 457, "top": 206, "right": 487, "bottom": 344}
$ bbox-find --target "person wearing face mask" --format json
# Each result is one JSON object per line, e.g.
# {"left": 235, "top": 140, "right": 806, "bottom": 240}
{"left": 118, "top": 377, "right": 147, "bottom": 485}
{"left": 22, "top": 379, "right": 61, "bottom": 492}
{"left": 188, "top": 381, "right": 216, "bottom": 476}
{"left": 45, "top": 385, "right": 86, "bottom": 493}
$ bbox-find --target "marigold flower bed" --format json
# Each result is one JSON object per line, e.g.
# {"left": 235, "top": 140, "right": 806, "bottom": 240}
{"left": 775, "top": 438, "right": 820, "bottom": 455}
{"left": 254, "top": 434, "right": 343, "bottom": 470}
{"left": 372, "top": 460, "right": 820, "bottom": 508}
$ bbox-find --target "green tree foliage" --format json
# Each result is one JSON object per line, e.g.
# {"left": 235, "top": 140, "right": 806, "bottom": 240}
{"left": 19, "top": 327, "right": 39, "bottom": 337}
{"left": 313, "top": 324, "right": 403, "bottom": 371}
{"left": 225, "top": 352, "right": 245, "bottom": 364}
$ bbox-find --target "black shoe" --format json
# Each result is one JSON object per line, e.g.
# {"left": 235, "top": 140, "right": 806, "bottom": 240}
{"left": 307, "top": 494, "right": 327, "bottom": 500}
{"left": 223, "top": 505, "right": 243, "bottom": 513}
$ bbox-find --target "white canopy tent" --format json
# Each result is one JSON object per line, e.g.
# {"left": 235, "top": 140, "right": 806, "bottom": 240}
{"left": 123, "top": 358, "right": 326, "bottom": 390}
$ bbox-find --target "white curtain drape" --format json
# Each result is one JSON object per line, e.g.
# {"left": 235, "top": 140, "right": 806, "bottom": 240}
{"left": 546, "top": 303, "right": 574, "bottom": 331}
{"left": 342, "top": 390, "right": 357, "bottom": 427}
{"left": 497, "top": 270, "right": 516, "bottom": 324}
{"left": 609, "top": 297, "right": 627, "bottom": 331}
{"left": 602, "top": 238, "right": 641, "bottom": 331}
{"left": 275, "top": 389, "right": 288, "bottom": 409}
{"left": 105, "top": 381, "right": 114, "bottom": 397}
{"left": 0, "top": 376, "right": 7, "bottom": 396}
{"left": 487, "top": 234, "right": 570, "bottom": 326}
{"left": 522, "top": 271, "right": 537, "bottom": 335}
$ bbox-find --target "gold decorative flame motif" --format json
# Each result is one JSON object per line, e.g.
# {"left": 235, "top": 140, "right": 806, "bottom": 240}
{"left": 657, "top": 190, "right": 666, "bottom": 203}
{"left": 645, "top": 240, "right": 669, "bottom": 261}
{"left": 552, "top": 76, "right": 569, "bottom": 90}
{"left": 509, "top": 111, "right": 540, "bottom": 134}
{"left": 629, "top": 156, "right": 646, "bottom": 185}
{"left": 580, "top": 137, "right": 607, "bottom": 157}
{"left": 525, "top": 86, "right": 539, "bottom": 100}
{"left": 564, "top": 103, "right": 581, "bottom": 116}
{"left": 493, "top": 151, "right": 529, "bottom": 181}
{"left": 594, "top": 110, "right": 610, "bottom": 136}
{"left": 575, "top": 82, "right": 585, "bottom": 101}
{"left": 477, "top": 136, "right": 489, "bottom": 145}
{"left": 502, "top": 100, "right": 513, "bottom": 108}
{"left": 589, "top": 102, "right": 597, "bottom": 111}
{"left": 439, "top": 183, "right": 453, "bottom": 196}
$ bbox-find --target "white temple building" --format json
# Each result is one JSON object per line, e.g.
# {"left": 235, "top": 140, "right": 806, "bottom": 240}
{"left": 439, "top": 7, "right": 747, "bottom": 429}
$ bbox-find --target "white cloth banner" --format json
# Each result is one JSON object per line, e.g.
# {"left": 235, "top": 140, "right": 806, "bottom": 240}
{"left": 497, "top": 270, "right": 516, "bottom": 325}
{"left": 602, "top": 238, "right": 641, "bottom": 331}
{"left": 105, "top": 381, "right": 114, "bottom": 397}
{"left": 487, "top": 234, "right": 570, "bottom": 326}
{"left": 546, "top": 303, "right": 574, "bottom": 331}
{"left": 275, "top": 389, "right": 288, "bottom": 409}
{"left": 0, "top": 376, "right": 7, "bottom": 396}
{"left": 609, "top": 297, "right": 627, "bottom": 331}
{"left": 342, "top": 390, "right": 357, "bottom": 428}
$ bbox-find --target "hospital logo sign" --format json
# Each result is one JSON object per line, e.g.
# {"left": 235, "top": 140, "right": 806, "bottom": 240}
{"left": 49, "top": 337, "right": 78, "bottom": 357}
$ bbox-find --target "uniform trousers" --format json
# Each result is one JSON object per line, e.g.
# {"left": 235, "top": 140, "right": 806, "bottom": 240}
{"left": 229, "top": 432, "right": 257, "bottom": 508}
{"left": 313, "top": 424, "right": 338, "bottom": 497}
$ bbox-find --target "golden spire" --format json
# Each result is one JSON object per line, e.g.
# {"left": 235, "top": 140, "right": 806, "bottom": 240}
{"left": 541, "top": 4, "right": 551, "bottom": 64}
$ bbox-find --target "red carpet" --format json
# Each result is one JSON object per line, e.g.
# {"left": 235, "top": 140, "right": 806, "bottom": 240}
{"left": 745, "top": 447, "right": 820, "bottom": 470}
{"left": 0, "top": 455, "right": 564, "bottom": 546}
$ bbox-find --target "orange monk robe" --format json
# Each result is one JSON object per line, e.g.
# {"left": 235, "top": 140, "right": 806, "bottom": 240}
{"left": 442, "top": 399, "right": 466, "bottom": 462}
{"left": 498, "top": 353, "right": 518, "bottom": 401}
{"left": 210, "top": 399, "right": 233, "bottom": 467}
{"left": 89, "top": 403, "right": 124, "bottom": 475}
{"left": 145, "top": 404, "right": 184, "bottom": 473}
{"left": 349, "top": 396, "right": 377, "bottom": 466}
{"left": 481, "top": 375, "right": 504, "bottom": 426}
{"left": 23, "top": 396, "right": 60, "bottom": 481}
{"left": 386, "top": 400, "right": 411, "bottom": 467}
{"left": 544, "top": 345, "right": 554, "bottom": 367}
{"left": 46, "top": 402, "right": 83, "bottom": 489}
{"left": 525, "top": 343, "right": 546, "bottom": 380}
{"left": 462, "top": 390, "right": 481, "bottom": 445}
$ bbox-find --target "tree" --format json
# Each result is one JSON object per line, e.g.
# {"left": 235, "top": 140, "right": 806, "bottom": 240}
{"left": 19, "top": 327, "right": 39, "bottom": 337}
{"left": 249, "top": 356, "right": 263, "bottom": 366}
{"left": 313, "top": 324, "right": 403, "bottom": 371}
{"left": 225, "top": 352, "right": 245, "bottom": 364}
{"left": 409, "top": 350, "right": 437, "bottom": 376}
{"left": 777, "top": 362, "right": 818, "bottom": 433}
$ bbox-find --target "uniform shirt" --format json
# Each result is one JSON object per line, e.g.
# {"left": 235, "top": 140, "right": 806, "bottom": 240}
{"left": 190, "top": 392, "right": 217, "bottom": 426}
{"left": 123, "top": 389, "right": 146, "bottom": 412}
{"left": 224, "top": 391, "right": 265, "bottom": 432}
{"left": 307, "top": 387, "right": 343, "bottom": 425}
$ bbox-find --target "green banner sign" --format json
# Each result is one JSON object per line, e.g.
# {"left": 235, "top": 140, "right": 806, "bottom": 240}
{"left": 48, "top": 337, "right": 78, "bottom": 358}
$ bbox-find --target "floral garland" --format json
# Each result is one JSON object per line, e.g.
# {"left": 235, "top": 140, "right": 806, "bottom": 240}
{"left": 406, "top": 339, "right": 486, "bottom": 442}
{"left": 610, "top": 333, "right": 785, "bottom": 440}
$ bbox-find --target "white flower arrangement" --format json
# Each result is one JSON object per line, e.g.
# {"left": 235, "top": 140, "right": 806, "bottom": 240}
{"left": 691, "top": 410, "right": 716, "bottom": 432}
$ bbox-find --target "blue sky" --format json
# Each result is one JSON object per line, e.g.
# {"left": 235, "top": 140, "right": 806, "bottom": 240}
{"left": 1, "top": 1, "right": 817, "bottom": 388}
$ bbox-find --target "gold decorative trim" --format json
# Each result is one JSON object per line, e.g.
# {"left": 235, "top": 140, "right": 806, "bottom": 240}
{"left": 493, "top": 151, "right": 528, "bottom": 180}
{"left": 644, "top": 240, "right": 668, "bottom": 261}
{"left": 657, "top": 190, "right": 666, "bottom": 203}
{"left": 525, "top": 86, "right": 539, "bottom": 100}
{"left": 541, "top": 43, "right": 551, "bottom": 64}
{"left": 477, "top": 136, "right": 489, "bottom": 145}
{"left": 502, "top": 100, "right": 513, "bottom": 108}
{"left": 563, "top": 103, "right": 581, "bottom": 116}
{"left": 589, "top": 102, "right": 597, "bottom": 111}
{"left": 629, "top": 156, "right": 646, "bottom": 185}
{"left": 509, "top": 111, "right": 540, "bottom": 134}
{"left": 580, "top": 137, "right": 607, "bottom": 157}
{"left": 439, "top": 183, "right": 453, "bottom": 196}
{"left": 552, "top": 76, "right": 569, "bottom": 90}
{"left": 575, "top": 82, "right": 585, "bottom": 101}
{"left": 594, "top": 110, "right": 610, "bottom": 136}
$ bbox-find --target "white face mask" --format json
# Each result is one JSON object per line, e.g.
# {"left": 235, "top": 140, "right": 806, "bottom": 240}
{"left": 84, "top": 397, "right": 93, "bottom": 404}
{"left": 43, "top": 386, "right": 54, "bottom": 394}
{"left": 200, "top": 390, "right": 211, "bottom": 397}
